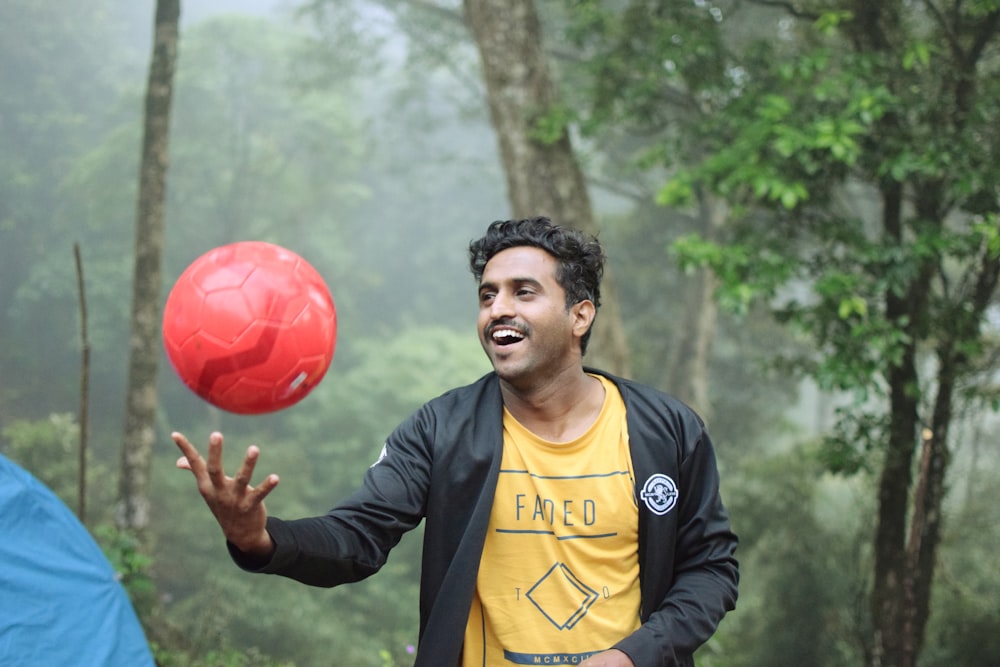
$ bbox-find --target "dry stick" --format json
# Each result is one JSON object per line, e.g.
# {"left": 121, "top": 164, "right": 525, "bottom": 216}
{"left": 74, "top": 242, "right": 90, "bottom": 525}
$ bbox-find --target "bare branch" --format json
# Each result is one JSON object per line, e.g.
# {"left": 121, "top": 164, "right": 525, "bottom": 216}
{"left": 74, "top": 243, "right": 89, "bottom": 525}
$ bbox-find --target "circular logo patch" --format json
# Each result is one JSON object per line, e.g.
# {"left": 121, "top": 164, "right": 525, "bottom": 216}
{"left": 640, "top": 474, "right": 679, "bottom": 516}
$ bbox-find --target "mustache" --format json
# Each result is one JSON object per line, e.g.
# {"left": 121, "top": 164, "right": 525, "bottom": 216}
{"left": 485, "top": 318, "right": 529, "bottom": 337}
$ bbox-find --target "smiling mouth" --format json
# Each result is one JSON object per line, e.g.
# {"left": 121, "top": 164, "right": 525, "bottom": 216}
{"left": 490, "top": 327, "right": 525, "bottom": 346}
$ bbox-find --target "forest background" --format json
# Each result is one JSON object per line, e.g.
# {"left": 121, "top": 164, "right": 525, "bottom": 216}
{"left": 2, "top": 0, "right": 999, "bottom": 666}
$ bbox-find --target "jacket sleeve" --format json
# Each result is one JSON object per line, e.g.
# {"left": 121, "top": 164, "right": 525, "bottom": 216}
{"left": 614, "top": 423, "right": 739, "bottom": 667}
{"left": 229, "top": 405, "right": 436, "bottom": 587}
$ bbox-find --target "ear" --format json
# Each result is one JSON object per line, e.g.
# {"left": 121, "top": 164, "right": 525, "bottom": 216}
{"left": 570, "top": 299, "right": 596, "bottom": 340}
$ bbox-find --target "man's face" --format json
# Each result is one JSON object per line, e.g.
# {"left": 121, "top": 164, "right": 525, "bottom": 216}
{"left": 477, "top": 246, "right": 591, "bottom": 388}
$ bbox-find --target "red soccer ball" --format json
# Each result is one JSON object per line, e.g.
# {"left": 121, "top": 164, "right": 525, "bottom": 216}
{"left": 162, "top": 241, "right": 337, "bottom": 415}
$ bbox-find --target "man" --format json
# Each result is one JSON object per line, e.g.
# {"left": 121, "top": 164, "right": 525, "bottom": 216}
{"left": 174, "top": 217, "right": 738, "bottom": 666}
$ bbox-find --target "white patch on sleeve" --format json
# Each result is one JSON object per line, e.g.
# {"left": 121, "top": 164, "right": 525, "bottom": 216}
{"left": 370, "top": 443, "right": 389, "bottom": 468}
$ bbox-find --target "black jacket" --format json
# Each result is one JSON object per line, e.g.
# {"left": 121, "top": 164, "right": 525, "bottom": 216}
{"left": 241, "top": 370, "right": 739, "bottom": 666}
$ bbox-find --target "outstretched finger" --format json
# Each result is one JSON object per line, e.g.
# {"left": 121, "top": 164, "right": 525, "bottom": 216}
{"left": 232, "top": 445, "right": 262, "bottom": 489}
{"left": 249, "top": 472, "right": 280, "bottom": 504}
{"left": 172, "top": 432, "right": 205, "bottom": 475}
{"left": 205, "top": 431, "right": 226, "bottom": 484}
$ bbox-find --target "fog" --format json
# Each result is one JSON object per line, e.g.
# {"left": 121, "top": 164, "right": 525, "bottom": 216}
{"left": 4, "top": 2, "right": 1000, "bottom": 666}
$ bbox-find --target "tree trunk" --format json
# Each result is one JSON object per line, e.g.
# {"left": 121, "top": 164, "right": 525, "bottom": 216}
{"left": 900, "top": 236, "right": 1000, "bottom": 665}
{"left": 117, "top": 0, "right": 180, "bottom": 537}
{"left": 463, "top": 0, "right": 630, "bottom": 376}
{"left": 870, "top": 177, "right": 934, "bottom": 667}
{"left": 663, "top": 190, "right": 726, "bottom": 418}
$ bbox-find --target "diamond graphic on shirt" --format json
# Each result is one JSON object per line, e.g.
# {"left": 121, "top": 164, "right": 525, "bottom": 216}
{"left": 526, "top": 562, "right": 599, "bottom": 630}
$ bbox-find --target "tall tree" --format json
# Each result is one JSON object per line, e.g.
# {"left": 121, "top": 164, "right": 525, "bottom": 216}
{"left": 463, "top": 0, "right": 630, "bottom": 375}
{"left": 634, "top": 3, "right": 1000, "bottom": 665}
{"left": 117, "top": 0, "right": 181, "bottom": 536}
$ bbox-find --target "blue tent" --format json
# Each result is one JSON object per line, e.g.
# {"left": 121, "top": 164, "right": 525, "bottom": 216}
{"left": 0, "top": 453, "right": 155, "bottom": 667}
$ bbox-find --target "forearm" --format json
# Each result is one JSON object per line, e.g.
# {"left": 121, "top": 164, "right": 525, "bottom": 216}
{"left": 228, "top": 514, "right": 390, "bottom": 587}
{"left": 613, "top": 557, "right": 738, "bottom": 666}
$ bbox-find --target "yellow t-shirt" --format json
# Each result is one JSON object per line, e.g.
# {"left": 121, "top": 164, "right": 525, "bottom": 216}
{"left": 463, "top": 375, "right": 641, "bottom": 666}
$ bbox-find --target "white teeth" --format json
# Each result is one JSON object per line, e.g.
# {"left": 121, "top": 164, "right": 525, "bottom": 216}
{"left": 492, "top": 329, "right": 524, "bottom": 341}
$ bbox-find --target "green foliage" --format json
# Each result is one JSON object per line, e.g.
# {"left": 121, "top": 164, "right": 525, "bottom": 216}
{"left": 671, "top": 234, "right": 794, "bottom": 314}
{"left": 1, "top": 414, "right": 82, "bottom": 502}
{"left": 1, "top": 413, "right": 118, "bottom": 523}
{"left": 975, "top": 215, "right": 1000, "bottom": 257}
{"left": 638, "top": 2, "right": 1000, "bottom": 410}
{"left": 814, "top": 10, "right": 854, "bottom": 35}
{"left": 529, "top": 103, "right": 576, "bottom": 145}
{"left": 94, "top": 524, "right": 157, "bottom": 611}
{"left": 663, "top": 45, "right": 891, "bottom": 210}
{"left": 819, "top": 408, "right": 887, "bottom": 475}
{"left": 567, "top": 1, "right": 1000, "bottom": 663}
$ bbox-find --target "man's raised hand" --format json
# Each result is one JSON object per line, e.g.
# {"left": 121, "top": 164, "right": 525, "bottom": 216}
{"left": 172, "top": 431, "right": 277, "bottom": 558}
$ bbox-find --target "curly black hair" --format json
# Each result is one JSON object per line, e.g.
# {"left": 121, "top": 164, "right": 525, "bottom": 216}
{"left": 469, "top": 217, "right": 605, "bottom": 354}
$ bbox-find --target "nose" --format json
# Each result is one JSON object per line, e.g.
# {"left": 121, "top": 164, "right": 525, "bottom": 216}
{"left": 488, "top": 290, "right": 515, "bottom": 319}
